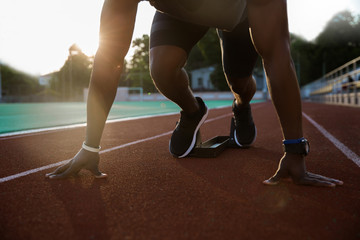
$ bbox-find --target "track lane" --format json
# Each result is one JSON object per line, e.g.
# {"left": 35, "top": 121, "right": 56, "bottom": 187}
{"left": 0, "top": 101, "right": 359, "bottom": 240}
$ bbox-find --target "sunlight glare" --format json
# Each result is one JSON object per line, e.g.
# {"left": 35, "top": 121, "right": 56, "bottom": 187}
{"left": 0, "top": 0, "right": 359, "bottom": 75}
{"left": 288, "top": 0, "right": 355, "bottom": 41}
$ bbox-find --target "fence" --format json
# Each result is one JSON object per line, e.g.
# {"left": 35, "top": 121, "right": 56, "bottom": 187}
{"left": 302, "top": 56, "right": 360, "bottom": 107}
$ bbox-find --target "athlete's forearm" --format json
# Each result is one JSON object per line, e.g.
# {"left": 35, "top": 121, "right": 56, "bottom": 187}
{"left": 84, "top": 0, "right": 138, "bottom": 148}
{"left": 85, "top": 53, "right": 123, "bottom": 148}
{"left": 262, "top": 50, "right": 303, "bottom": 140}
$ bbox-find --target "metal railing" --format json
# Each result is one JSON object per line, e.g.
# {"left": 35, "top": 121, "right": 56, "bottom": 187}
{"left": 305, "top": 56, "right": 360, "bottom": 107}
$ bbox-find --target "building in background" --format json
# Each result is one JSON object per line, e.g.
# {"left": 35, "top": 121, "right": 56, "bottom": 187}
{"left": 38, "top": 73, "right": 54, "bottom": 87}
{"left": 190, "top": 66, "right": 266, "bottom": 92}
{"left": 190, "top": 66, "right": 216, "bottom": 91}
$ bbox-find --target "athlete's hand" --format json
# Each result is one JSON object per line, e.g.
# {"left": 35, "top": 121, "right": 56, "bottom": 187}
{"left": 263, "top": 153, "right": 343, "bottom": 187}
{"left": 45, "top": 149, "right": 107, "bottom": 179}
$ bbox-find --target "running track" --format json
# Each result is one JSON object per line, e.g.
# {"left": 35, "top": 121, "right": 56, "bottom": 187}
{"left": 0, "top": 101, "right": 359, "bottom": 240}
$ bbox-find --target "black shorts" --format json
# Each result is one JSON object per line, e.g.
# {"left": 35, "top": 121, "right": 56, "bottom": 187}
{"left": 150, "top": 11, "right": 258, "bottom": 78}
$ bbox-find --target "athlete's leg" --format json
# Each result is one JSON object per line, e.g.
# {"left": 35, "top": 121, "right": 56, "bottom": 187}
{"left": 248, "top": 0, "right": 342, "bottom": 186}
{"left": 149, "top": 12, "right": 209, "bottom": 157}
{"left": 149, "top": 12, "right": 208, "bottom": 113}
{"left": 150, "top": 46, "right": 199, "bottom": 113}
{"left": 217, "top": 18, "right": 258, "bottom": 147}
{"left": 218, "top": 18, "right": 258, "bottom": 107}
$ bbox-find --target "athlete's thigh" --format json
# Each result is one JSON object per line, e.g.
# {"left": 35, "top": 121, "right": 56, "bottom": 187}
{"left": 247, "top": 0, "right": 290, "bottom": 60}
{"left": 150, "top": 11, "right": 209, "bottom": 57}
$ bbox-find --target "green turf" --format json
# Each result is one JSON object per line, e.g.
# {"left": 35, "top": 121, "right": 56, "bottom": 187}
{"left": 0, "top": 100, "right": 262, "bottom": 134}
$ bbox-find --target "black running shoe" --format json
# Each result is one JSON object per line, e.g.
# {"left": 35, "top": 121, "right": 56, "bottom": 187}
{"left": 170, "top": 97, "right": 208, "bottom": 158}
{"left": 232, "top": 100, "right": 256, "bottom": 147}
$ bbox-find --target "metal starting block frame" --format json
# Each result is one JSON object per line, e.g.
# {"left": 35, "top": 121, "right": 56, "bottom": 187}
{"left": 189, "top": 117, "right": 240, "bottom": 158}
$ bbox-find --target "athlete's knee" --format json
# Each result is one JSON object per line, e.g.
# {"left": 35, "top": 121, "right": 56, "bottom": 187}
{"left": 257, "top": 39, "right": 292, "bottom": 65}
{"left": 150, "top": 48, "right": 185, "bottom": 87}
{"left": 150, "top": 61, "right": 180, "bottom": 88}
{"left": 227, "top": 75, "right": 256, "bottom": 95}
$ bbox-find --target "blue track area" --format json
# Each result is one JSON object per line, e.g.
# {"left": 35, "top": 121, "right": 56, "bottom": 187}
{"left": 0, "top": 100, "right": 262, "bottom": 134}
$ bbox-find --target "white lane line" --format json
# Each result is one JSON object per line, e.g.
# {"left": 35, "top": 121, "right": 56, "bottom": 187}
{"left": 303, "top": 112, "right": 360, "bottom": 167}
{"left": 0, "top": 112, "right": 179, "bottom": 140}
{"left": 205, "top": 113, "right": 232, "bottom": 124}
{"left": 0, "top": 160, "right": 71, "bottom": 184}
{"left": 99, "top": 131, "right": 173, "bottom": 154}
{"left": 0, "top": 113, "right": 234, "bottom": 184}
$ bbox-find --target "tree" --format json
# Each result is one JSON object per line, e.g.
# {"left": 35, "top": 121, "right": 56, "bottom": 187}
{"left": 0, "top": 64, "right": 42, "bottom": 96}
{"left": 50, "top": 44, "right": 93, "bottom": 101}
{"left": 315, "top": 10, "right": 360, "bottom": 78}
{"left": 317, "top": 10, "right": 357, "bottom": 47}
{"left": 289, "top": 10, "right": 360, "bottom": 85}
{"left": 125, "top": 35, "right": 155, "bottom": 93}
{"left": 290, "top": 34, "right": 320, "bottom": 85}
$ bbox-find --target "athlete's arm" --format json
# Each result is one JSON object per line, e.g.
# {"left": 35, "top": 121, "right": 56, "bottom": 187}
{"left": 247, "top": 0, "right": 342, "bottom": 187}
{"left": 46, "top": 0, "right": 139, "bottom": 179}
{"left": 85, "top": 0, "right": 138, "bottom": 148}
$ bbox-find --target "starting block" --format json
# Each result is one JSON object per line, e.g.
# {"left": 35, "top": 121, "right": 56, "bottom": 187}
{"left": 189, "top": 117, "right": 239, "bottom": 158}
{"left": 189, "top": 135, "right": 230, "bottom": 158}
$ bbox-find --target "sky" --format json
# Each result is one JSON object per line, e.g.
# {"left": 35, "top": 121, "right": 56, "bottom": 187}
{"left": 0, "top": 0, "right": 360, "bottom": 76}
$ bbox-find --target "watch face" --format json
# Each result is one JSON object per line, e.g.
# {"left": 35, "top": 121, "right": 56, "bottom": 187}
{"left": 303, "top": 139, "right": 310, "bottom": 155}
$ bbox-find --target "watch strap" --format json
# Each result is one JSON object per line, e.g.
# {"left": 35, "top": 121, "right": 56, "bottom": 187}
{"left": 282, "top": 137, "right": 309, "bottom": 156}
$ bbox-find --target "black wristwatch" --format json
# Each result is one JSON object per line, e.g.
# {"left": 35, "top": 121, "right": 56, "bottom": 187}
{"left": 282, "top": 137, "right": 310, "bottom": 156}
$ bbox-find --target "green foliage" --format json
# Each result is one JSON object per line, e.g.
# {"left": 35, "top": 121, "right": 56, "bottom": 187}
{"left": 0, "top": 64, "right": 42, "bottom": 96}
{"left": 124, "top": 35, "right": 155, "bottom": 93}
{"left": 290, "top": 34, "right": 320, "bottom": 85}
{"left": 291, "top": 10, "right": 360, "bottom": 85}
{"left": 317, "top": 10, "right": 358, "bottom": 47}
{"left": 316, "top": 10, "right": 360, "bottom": 73}
{"left": 196, "top": 29, "right": 222, "bottom": 66}
{"left": 49, "top": 44, "right": 93, "bottom": 101}
{"left": 186, "top": 29, "right": 229, "bottom": 90}
{"left": 210, "top": 65, "right": 230, "bottom": 91}
{"left": 129, "top": 35, "right": 150, "bottom": 71}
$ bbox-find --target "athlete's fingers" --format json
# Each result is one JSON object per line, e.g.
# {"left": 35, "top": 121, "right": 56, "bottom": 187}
{"left": 88, "top": 167, "right": 108, "bottom": 179}
{"left": 94, "top": 172, "right": 108, "bottom": 179}
{"left": 263, "top": 171, "right": 288, "bottom": 185}
{"left": 45, "top": 160, "right": 73, "bottom": 178}
{"left": 306, "top": 172, "right": 343, "bottom": 185}
{"left": 264, "top": 171, "right": 339, "bottom": 187}
{"left": 48, "top": 163, "right": 80, "bottom": 179}
{"left": 263, "top": 175, "right": 292, "bottom": 185}
{"left": 294, "top": 175, "right": 336, "bottom": 187}
{"left": 263, "top": 176, "right": 280, "bottom": 185}
{"left": 49, "top": 167, "right": 107, "bottom": 179}
{"left": 48, "top": 159, "right": 107, "bottom": 179}
{"left": 85, "top": 162, "right": 108, "bottom": 178}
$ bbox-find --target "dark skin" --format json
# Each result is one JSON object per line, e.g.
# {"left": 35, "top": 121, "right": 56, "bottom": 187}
{"left": 46, "top": 0, "right": 343, "bottom": 187}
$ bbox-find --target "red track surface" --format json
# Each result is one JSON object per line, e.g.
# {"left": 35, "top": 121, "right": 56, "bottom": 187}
{"left": 0, "top": 101, "right": 359, "bottom": 240}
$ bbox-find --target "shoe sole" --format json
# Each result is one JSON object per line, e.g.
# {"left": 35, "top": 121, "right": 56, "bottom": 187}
{"left": 170, "top": 107, "right": 209, "bottom": 158}
{"left": 234, "top": 125, "right": 257, "bottom": 148}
